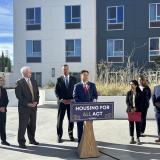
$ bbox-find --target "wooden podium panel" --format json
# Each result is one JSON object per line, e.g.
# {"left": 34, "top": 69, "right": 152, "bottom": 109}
{"left": 78, "top": 121, "right": 100, "bottom": 158}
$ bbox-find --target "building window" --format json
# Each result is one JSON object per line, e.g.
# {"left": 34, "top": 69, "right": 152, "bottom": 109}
{"left": 70, "top": 72, "right": 80, "bottom": 82}
{"left": 51, "top": 68, "right": 55, "bottom": 77}
{"left": 65, "top": 39, "right": 81, "bottom": 62}
{"left": 149, "top": 37, "right": 160, "bottom": 62}
{"left": 107, "top": 6, "right": 124, "bottom": 30}
{"left": 149, "top": 3, "right": 160, "bottom": 28}
{"left": 65, "top": 5, "right": 81, "bottom": 29}
{"left": 107, "top": 39, "right": 124, "bottom": 63}
{"left": 26, "top": 40, "right": 41, "bottom": 63}
{"left": 26, "top": 7, "right": 41, "bottom": 30}
{"left": 32, "top": 72, "right": 42, "bottom": 86}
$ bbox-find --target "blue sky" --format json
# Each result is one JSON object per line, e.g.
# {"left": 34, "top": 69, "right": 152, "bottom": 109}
{"left": 0, "top": 0, "right": 13, "bottom": 59}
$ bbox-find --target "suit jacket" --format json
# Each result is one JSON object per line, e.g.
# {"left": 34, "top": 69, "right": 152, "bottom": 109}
{"left": 152, "top": 85, "right": 160, "bottom": 112}
{"left": 141, "top": 86, "right": 151, "bottom": 108}
{"left": 73, "top": 81, "right": 98, "bottom": 102}
{"left": 15, "top": 78, "right": 39, "bottom": 108}
{"left": 126, "top": 90, "right": 145, "bottom": 113}
{"left": 0, "top": 87, "right": 9, "bottom": 108}
{"left": 55, "top": 75, "right": 77, "bottom": 100}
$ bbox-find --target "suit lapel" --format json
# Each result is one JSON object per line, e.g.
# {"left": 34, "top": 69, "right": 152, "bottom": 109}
{"left": 68, "top": 76, "right": 73, "bottom": 89}
{"left": 61, "top": 76, "right": 72, "bottom": 89}
{"left": 61, "top": 76, "right": 66, "bottom": 89}
{"left": 22, "top": 78, "right": 32, "bottom": 97}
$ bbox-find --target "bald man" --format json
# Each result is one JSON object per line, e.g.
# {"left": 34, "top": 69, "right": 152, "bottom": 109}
{"left": 15, "top": 66, "right": 39, "bottom": 148}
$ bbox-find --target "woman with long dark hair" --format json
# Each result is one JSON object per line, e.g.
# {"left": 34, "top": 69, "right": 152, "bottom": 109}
{"left": 126, "top": 80, "right": 144, "bottom": 145}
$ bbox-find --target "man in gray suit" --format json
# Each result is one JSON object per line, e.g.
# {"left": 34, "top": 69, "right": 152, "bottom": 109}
{"left": 152, "top": 85, "right": 160, "bottom": 143}
{"left": 15, "top": 66, "right": 39, "bottom": 148}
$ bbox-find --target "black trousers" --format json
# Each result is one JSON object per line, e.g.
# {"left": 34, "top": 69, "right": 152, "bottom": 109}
{"left": 77, "top": 121, "right": 84, "bottom": 143}
{"left": 140, "top": 108, "right": 148, "bottom": 134}
{"left": 129, "top": 121, "right": 141, "bottom": 138}
{"left": 155, "top": 111, "right": 160, "bottom": 136}
{"left": 18, "top": 107, "right": 37, "bottom": 145}
{"left": 0, "top": 112, "right": 6, "bottom": 142}
{"left": 57, "top": 103, "right": 74, "bottom": 138}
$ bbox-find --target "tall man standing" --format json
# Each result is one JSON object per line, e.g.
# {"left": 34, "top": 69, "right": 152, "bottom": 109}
{"left": 15, "top": 66, "right": 39, "bottom": 148}
{"left": 73, "top": 70, "right": 98, "bottom": 143}
{"left": 139, "top": 75, "right": 151, "bottom": 136}
{"left": 55, "top": 64, "right": 77, "bottom": 143}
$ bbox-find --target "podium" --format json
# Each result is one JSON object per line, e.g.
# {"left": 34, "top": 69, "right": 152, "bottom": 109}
{"left": 70, "top": 102, "right": 114, "bottom": 159}
{"left": 78, "top": 121, "right": 100, "bottom": 158}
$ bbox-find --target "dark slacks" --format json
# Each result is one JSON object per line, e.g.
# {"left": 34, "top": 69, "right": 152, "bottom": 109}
{"left": 18, "top": 107, "right": 37, "bottom": 145}
{"left": 140, "top": 107, "right": 148, "bottom": 134}
{"left": 77, "top": 121, "right": 84, "bottom": 143}
{"left": 57, "top": 103, "right": 74, "bottom": 138}
{"left": 155, "top": 112, "right": 160, "bottom": 136}
{"left": 0, "top": 112, "right": 6, "bottom": 142}
{"left": 129, "top": 121, "right": 141, "bottom": 138}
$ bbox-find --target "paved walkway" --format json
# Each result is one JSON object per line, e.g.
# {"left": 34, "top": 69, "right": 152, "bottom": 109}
{"left": 0, "top": 104, "right": 160, "bottom": 160}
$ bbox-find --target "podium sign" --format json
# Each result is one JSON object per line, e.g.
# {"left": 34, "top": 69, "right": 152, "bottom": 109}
{"left": 70, "top": 102, "right": 114, "bottom": 122}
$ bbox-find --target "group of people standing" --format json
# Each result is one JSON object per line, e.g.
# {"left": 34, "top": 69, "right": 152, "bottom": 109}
{"left": 0, "top": 64, "right": 97, "bottom": 147}
{"left": 55, "top": 64, "right": 98, "bottom": 144}
{"left": 126, "top": 75, "right": 160, "bottom": 145}
{"left": 0, "top": 64, "right": 160, "bottom": 148}
{"left": 0, "top": 66, "right": 40, "bottom": 148}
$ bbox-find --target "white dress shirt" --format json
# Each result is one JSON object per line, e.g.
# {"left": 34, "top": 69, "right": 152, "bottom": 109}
{"left": 133, "top": 93, "right": 136, "bottom": 108}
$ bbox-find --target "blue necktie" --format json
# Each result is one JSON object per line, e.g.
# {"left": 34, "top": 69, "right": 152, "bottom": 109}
{"left": 65, "top": 77, "right": 69, "bottom": 88}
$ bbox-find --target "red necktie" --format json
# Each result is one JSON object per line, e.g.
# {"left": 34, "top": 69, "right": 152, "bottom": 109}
{"left": 84, "top": 84, "right": 88, "bottom": 94}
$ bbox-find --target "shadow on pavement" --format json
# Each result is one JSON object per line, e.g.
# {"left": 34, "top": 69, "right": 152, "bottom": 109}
{"left": 0, "top": 141, "right": 160, "bottom": 160}
{"left": 38, "top": 104, "right": 58, "bottom": 109}
{"left": 0, "top": 143, "right": 78, "bottom": 160}
{"left": 97, "top": 141, "right": 160, "bottom": 160}
{"left": 144, "top": 134, "right": 159, "bottom": 138}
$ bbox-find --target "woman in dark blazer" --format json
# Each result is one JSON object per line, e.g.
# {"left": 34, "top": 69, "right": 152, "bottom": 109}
{"left": 0, "top": 77, "right": 10, "bottom": 146}
{"left": 126, "top": 80, "right": 145, "bottom": 145}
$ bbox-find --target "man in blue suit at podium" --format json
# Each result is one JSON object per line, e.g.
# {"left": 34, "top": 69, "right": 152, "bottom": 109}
{"left": 73, "top": 70, "right": 98, "bottom": 144}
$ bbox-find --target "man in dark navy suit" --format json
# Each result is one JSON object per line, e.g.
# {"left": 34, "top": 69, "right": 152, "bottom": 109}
{"left": 55, "top": 64, "right": 77, "bottom": 143}
{"left": 73, "top": 70, "right": 98, "bottom": 143}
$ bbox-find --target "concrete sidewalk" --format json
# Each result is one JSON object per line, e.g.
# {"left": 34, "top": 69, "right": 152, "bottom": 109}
{"left": 0, "top": 104, "right": 160, "bottom": 160}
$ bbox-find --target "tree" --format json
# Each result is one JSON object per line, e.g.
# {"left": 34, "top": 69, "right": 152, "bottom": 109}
{"left": 0, "top": 51, "right": 12, "bottom": 72}
{"left": 0, "top": 52, "right": 5, "bottom": 72}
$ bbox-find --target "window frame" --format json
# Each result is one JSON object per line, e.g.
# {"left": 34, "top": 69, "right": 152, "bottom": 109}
{"left": 26, "top": 40, "right": 42, "bottom": 63}
{"left": 65, "top": 39, "right": 81, "bottom": 57}
{"left": 107, "top": 39, "right": 124, "bottom": 63}
{"left": 32, "top": 72, "right": 42, "bottom": 87}
{"left": 26, "top": 7, "right": 41, "bottom": 30}
{"left": 65, "top": 5, "right": 81, "bottom": 24}
{"left": 107, "top": 5, "right": 124, "bottom": 31}
{"left": 149, "top": 37, "right": 160, "bottom": 62}
{"left": 149, "top": 3, "right": 160, "bottom": 28}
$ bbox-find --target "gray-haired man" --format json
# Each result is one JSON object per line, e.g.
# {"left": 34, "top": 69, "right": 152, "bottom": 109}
{"left": 15, "top": 66, "right": 39, "bottom": 148}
